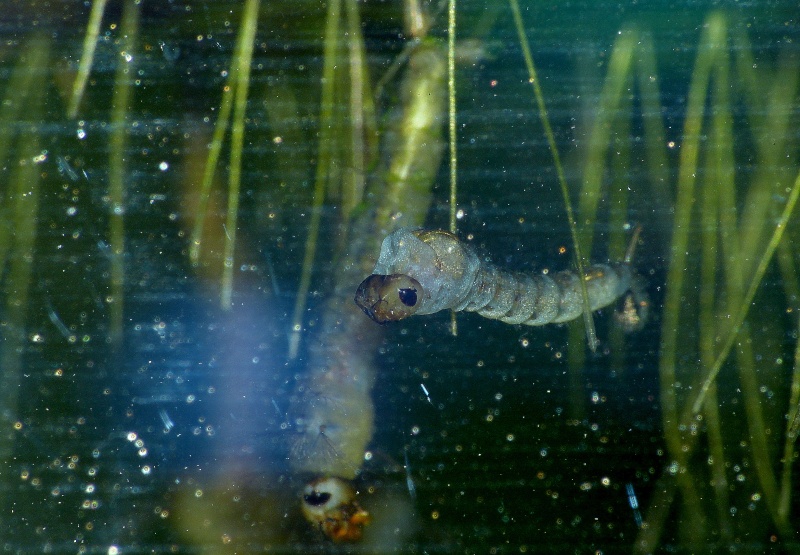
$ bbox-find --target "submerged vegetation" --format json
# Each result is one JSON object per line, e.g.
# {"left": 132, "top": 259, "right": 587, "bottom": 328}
{"left": 0, "top": 0, "right": 798, "bottom": 552}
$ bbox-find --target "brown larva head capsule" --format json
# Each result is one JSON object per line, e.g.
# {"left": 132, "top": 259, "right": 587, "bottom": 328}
{"left": 354, "top": 273, "right": 423, "bottom": 323}
{"left": 301, "top": 477, "right": 370, "bottom": 542}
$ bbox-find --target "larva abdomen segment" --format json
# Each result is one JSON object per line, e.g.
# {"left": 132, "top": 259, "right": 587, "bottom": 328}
{"left": 464, "top": 263, "right": 632, "bottom": 326}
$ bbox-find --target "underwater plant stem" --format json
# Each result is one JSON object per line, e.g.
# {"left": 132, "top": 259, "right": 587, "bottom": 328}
{"left": 779, "top": 313, "right": 800, "bottom": 522}
{"left": 68, "top": 0, "right": 109, "bottom": 119}
{"left": 220, "top": 0, "right": 259, "bottom": 309}
{"left": 711, "top": 45, "right": 787, "bottom": 535}
{"left": 738, "top": 54, "right": 799, "bottom": 285}
{"left": 508, "top": 0, "right": 598, "bottom": 352}
{"left": 108, "top": 0, "right": 141, "bottom": 344}
{"left": 342, "top": 0, "right": 368, "bottom": 222}
{"left": 188, "top": 76, "right": 235, "bottom": 266}
{"left": 690, "top": 168, "right": 800, "bottom": 415}
{"left": 634, "top": 33, "right": 672, "bottom": 258}
{"left": 0, "top": 39, "right": 49, "bottom": 271}
{"left": 579, "top": 29, "right": 636, "bottom": 257}
{"left": 697, "top": 98, "right": 734, "bottom": 541}
{"left": 704, "top": 385, "right": 734, "bottom": 540}
{"left": 448, "top": 0, "right": 457, "bottom": 236}
{"left": 658, "top": 16, "right": 732, "bottom": 545}
{"left": 0, "top": 37, "right": 46, "bottom": 462}
{"left": 287, "top": 0, "right": 341, "bottom": 359}
{"left": 447, "top": 0, "right": 458, "bottom": 336}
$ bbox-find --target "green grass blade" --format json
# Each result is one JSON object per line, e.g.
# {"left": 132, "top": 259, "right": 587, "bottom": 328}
{"left": 578, "top": 29, "right": 636, "bottom": 257}
{"left": 0, "top": 36, "right": 47, "bottom": 462}
{"left": 220, "top": 0, "right": 260, "bottom": 309}
{"left": 108, "top": 0, "right": 141, "bottom": 344}
{"left": 508, "top": 0, "right": 598, "bottom": 351}
{"left": 690, "top": 168, "right": 800, "bottom": 415}
{"left": 779, "top": 313, "right": 800, "bottom": 522}
{"left": 0, "top": 39, "right": 49, "bottom": 271}
{"left": 288, "top": 0, "right": 342, "bottom": 359}
{"left": 68, "top": 0, "right": 109, "bottom": 118}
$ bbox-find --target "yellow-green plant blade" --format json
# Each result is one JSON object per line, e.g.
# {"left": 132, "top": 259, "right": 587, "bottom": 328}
{"left": 578, "top": 28, "right": 636, "bottom": 257}
{"left": 508, "top": 0, "right": 598, "bottom": 351}
{"left": 690, "top": 167, "right": 800, "bottom": 415}
{"left": 0, "top": 39, "right": 49, "bottom": 271}
{"left": 0, "top": 35, "right": 47, "bottom": 465}
{"left": 448, "top": 0, "right": 457, "bottom": 236}
{"left": 188, "top": 85, "right": 234, "bottom": 266}
{"left": 220, "top": 0, "right": 260, "bottom": 309}
{"left": 660, "top": 12, "right": 726, "bottom": 449}
{"left": 288, "top": 0, "right": 342, "bottom": 359}
{"left": 658, "top": 14, "right": 731, "bottom": 545}
{"left": 108, "top": 0, "right": 141, "bottom": 344}
{"left": 634, "top": 32, "right": 672, "bottom": 256}
{"left": 68, "top": 0, "right": 109, "bottom": 119}
{"left": 779, "top": 313, "right": 800, "bottom": 521}
{"left": 696, "top": 59, "right": 732, "bottom": 540}
{"left": 738, "top": 53, "right": 799, "bottom": 284}
{"left": 448, "top": 0, "right": 458, "bottom": 336}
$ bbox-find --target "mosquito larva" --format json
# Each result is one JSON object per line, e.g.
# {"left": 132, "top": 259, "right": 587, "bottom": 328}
{"left": 301, "top": 477, "right": 370, "bottom": 542}
{"left": 354, "top": 228, "right": 648, "bottom": 330}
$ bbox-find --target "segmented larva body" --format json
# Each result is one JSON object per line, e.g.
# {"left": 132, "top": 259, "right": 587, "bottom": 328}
{"left": 355, "top": 228, "right": 647, "bottom": 328}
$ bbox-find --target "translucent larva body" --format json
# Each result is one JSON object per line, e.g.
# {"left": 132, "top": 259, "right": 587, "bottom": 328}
{"left": 355, "top": 228, "right": 647, "bottom": 328}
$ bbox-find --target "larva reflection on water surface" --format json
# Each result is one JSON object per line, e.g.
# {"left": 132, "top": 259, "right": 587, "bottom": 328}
{"left": 355, "top": 228, "right": 649, "bottom": 329}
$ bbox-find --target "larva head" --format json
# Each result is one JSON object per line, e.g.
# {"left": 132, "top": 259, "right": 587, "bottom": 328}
{"left": 354, "top": 273, "right": 423, "bottom": 323}
{"left": 301, "top": 477, "right": 370, "bottom": 542}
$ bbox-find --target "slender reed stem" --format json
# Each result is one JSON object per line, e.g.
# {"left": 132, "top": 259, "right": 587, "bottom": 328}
{"left": 779, "top": 313, "right": 800, "bottom": 521}
{"left": 0, "top": 39, "right": 47, "bottom": 270}
{"left": 220, "top": 0, "right": 260, "bottom": 308}
{"left": 690, "top": 168, "right": 800, "bottom": 414}
{"left": 0, "top": 36, "right": 47, "bottom": 463}
{"left": 68, "top": 0, "right": 109, "bottom": 119}
{"left": 578, "top": 29, "right": 635, "bottom": 257}
{"left": 448, "top": 0, "right": 457, "bottom": 235}
{"left": 508, "top": 0, "right": 598, "bottom": 351}
{"left": 188, "top": 75, "right": 234, "bottom": 266}
{"left": 108, "top": 0, "right": 141, "bottom": 344}
{"left": 698, "top": 92, "right": 733, "bottom": 541}
{"left": 448, "top": 0, "right": 458, "bottom": 336}
{"left": 288, "top": 0, "right": 341, "bottom": 359}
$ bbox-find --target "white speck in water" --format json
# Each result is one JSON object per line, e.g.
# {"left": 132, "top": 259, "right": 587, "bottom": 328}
{"left": 158, "top": 161, "right": 169, "bottom": 171}
{"left": 66, "top": 206, "right": 77, "bottom": 216}
{"left": 77, "top": 129, "right": 86, "bottom": 140}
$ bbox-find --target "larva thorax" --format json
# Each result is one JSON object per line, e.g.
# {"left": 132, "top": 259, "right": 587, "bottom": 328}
{"left": 355, "top": 228, "right": 646, "bottom": 328}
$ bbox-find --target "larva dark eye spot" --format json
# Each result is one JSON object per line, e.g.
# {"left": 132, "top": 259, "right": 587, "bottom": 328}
{"left": 303, "top": 491, "right": 332, "bottom": 506}
{"left": 398, "top": 287, "right": 417, "bottom": 307}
